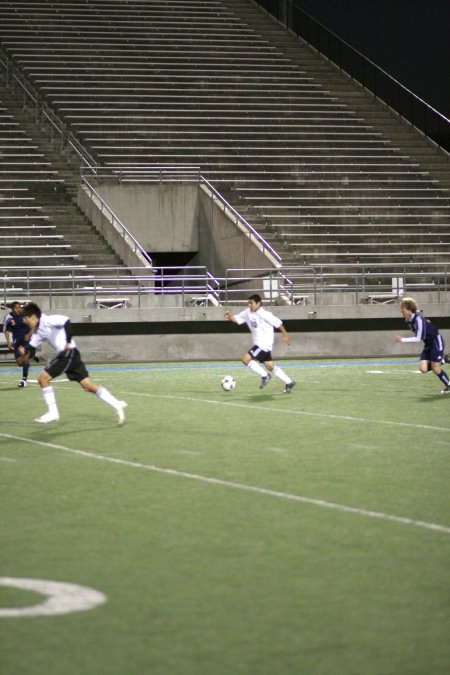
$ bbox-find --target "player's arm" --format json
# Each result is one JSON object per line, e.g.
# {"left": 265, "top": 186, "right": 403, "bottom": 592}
{"left": 224, "top": 310, "right": 238, "bottom": 323}
{"left": 395, "top": 335, "right": 421, "bottom": 343}
{"left": 63, "top": 319, "right": 74, "bottom": 350}
{"left": 278, "top": 322, "right": 290, "bottom": 345}
{"left": 4, "top": 328, "right": 13, "bottom": 350}
{"left": 395, "top": 315, "right": 423, "bottom": 343}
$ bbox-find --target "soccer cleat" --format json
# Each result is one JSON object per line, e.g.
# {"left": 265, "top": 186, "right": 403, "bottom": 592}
{"left": 284, "top": 380, "right": 297, "bottom": 394}
{"left": 443, "top": 353, "right": 450, "bottom": 364}
{"left": 18, "top": 379, "right": 27, "bottom": 388}
{"left": 441, "top": 385, "right": 450, "bottom": 395}
{"left": 259, "top": 373, "right": 272, "bottom": 389}
{"left": 117, "top": 401, "right": 128, "bottom": 425}
{"left": 35, "top": 411, "right": 60, "bottom": 423}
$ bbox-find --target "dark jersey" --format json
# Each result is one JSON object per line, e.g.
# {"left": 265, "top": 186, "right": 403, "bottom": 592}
{"left": 406, "top": 313, "right": 440, "bottom": 347}
{"left": 3, "top": 312, "right": 29, "bottom": 344}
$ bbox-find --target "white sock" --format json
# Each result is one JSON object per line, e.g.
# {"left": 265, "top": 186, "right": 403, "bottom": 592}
{"left": 247, "top": 359, "right": 267, "bottom": 377}
{"left": 272, "top": 365, "right": 292, "bottom": 384}
{"left": 96, "top": 385, "right": 122, "bottom": 410}
{"left": 42, "top": 386, "right": 59, "bottom": 415}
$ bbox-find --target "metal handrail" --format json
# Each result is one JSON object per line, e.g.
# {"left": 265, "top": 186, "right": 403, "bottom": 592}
{"left": 81, "top": 165, "right": 201, "bottom": 183}
{"left": 0, "top": 46, "right": 98, "bottom": 169}
{"left": 200, "top": 176, "right": 282, "bottom": 266}
{"left": 79, "top": 167, "right": 282, "bottom": 267}
{"left": 1, "top": 264, "right": 448, "bottom": 307}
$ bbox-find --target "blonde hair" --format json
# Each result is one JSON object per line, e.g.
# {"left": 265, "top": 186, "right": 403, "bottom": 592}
{"left": 400, "top": 297, "right": 418, "bottom": 313}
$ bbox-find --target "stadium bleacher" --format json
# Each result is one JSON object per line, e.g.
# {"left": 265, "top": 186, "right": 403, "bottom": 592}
{"left": 0, "top": 88, "right": 128, "bottom": 295}
{"left": 0, "top": 0, "right": 448, "bottom": 282}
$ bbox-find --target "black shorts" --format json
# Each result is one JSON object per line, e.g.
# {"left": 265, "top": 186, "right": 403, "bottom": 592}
{"left": 13, "top": 339, "right": 28, "bottom": 360}
{"left": 45, "top": 348, "right": 89, "bottom": 382}
{"left": 248, "top": 345, "right": 273, "bottom": 363}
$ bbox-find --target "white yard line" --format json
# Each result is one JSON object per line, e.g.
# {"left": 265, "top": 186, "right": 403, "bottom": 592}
{"left": 122, "top": 391, "right": 450, "bottom": 435}
{"left": 1, "top": 432, "right": 449, "bottom": 536}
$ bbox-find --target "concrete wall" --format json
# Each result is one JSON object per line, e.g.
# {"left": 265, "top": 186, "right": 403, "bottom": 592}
{"left": 84, "top": 181, "right": 278, "bottom": 277}
{"left": 197, "top": 183, "right": 279, "bottom": 277}
{"left": 91, "top": 182, "right": 199, "bottom": 252}
{"left": 67, "top": 328, "right": 449, "bottom": 364}
{"left": 21, "top": 297, "right": 449, "bottom": 363}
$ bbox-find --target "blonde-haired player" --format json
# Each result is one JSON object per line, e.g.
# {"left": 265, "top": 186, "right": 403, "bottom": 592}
{"left": 395, "top": 297, "right": 449, "bottom": 394}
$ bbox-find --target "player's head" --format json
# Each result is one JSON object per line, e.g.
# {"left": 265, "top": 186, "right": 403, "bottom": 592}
{"left": 248, "top": 294, "right": 262, "bottom": 312}
{"left": 400, "top": 297, "right": 418, "bottom": 318}
{"left": 9, "top": 301, "right": 22, "bottom": 315}
{"left": 22, "top": 302, "right": 42, "bottom": 329}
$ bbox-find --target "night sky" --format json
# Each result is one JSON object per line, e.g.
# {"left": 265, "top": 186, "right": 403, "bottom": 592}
{"left": 291, "top": 0, "right": 449, "bottom": 118}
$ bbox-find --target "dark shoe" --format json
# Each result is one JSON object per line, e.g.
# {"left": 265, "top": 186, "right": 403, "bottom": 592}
{"left": 259, "top": 373, "right": 272, "bottom": 389}
{"left": 441, "top": 384, "right": 450, "bottom": 395}
{"left": 18, "top": 379, "right": 27, "bottom": 388}
{"left": 284, "top": 380, "right": 296, "bottom": 394}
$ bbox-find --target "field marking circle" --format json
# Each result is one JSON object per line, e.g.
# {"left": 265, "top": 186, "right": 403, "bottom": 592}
{"left": 0, "top": 577, "right": 106, "bottom": 618}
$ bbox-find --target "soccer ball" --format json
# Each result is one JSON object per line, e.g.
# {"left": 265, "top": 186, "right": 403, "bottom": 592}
{"left": 221, "top": 375, "right": 236, "bottom": 391}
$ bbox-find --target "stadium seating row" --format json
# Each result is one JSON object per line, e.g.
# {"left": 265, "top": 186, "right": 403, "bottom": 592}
{"left": 0, "top": 0, "right": 448, "bottom": 276}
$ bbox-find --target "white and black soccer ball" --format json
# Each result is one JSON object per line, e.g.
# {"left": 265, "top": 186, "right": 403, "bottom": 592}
{"left": 221, "top": 375, "right": 236, "bottom": 391}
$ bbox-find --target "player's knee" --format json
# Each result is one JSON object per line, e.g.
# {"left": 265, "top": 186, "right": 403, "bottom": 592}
{"left": 80, "top": 378, "right": 97, "bottom": 393}
{"left": 38, "top": 372, "right": 50, "bottom": 387}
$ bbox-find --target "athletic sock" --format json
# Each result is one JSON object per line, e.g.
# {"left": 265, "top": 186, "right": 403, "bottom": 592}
{"left": 42, "top": 386, "right": 58, "bottom": 415}
{"left": 437, "top": 370, "right": 450, "bottom": 387}
{"left": 96, "top": 385, "right": 122, "bottom": 410}
{"left": 247, "top": 359, "right": 267, "bottom": 377}
{"left": 272, "top": 364, "right": 292, "bottom": 384}
{"left": 22, "top": 362, "right": 29, "bottom": 380}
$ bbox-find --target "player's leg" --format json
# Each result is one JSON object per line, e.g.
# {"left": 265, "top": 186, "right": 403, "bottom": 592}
{"left": 15, "top": 349, "right": 29, "bottom": 388}
{"left": 79, "top": 376, "right": 127, "bottom": 425}
{"left": 35, "top": 349, "right": 78, "bottom": 422}
{"left": 36, "top": 369, "right": 60, "bottom": 423}
{"left": 265, "top": 360, "right": 296, "bottom": 393}
{"left": 430, "top": 338, "right": 450, "bottom": 393}
{"left": 430, "top": 362, "right": 450, "bottom": 393}
{"left": 242, "top": 349, "right": 267, "bottom": 377}
{"left": 65, "top": 348, "right": 127, "bottom": 425}
{"left": 418, "top": 359, "right": 431, "bottom": 373}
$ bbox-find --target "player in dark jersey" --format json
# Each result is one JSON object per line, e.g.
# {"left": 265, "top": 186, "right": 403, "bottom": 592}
{"left": 3, "top": 301, "right": 38, "bottom": 387}
{"left": 395, "top": 297, "right": 449, "bottom": 394}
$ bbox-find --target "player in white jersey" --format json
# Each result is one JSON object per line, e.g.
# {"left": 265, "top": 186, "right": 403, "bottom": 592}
{"left": 18, "top": 302, "right": 127, "bottom": 424}
{"left": 224, "top": 294, "right": 296, "bottom": 392}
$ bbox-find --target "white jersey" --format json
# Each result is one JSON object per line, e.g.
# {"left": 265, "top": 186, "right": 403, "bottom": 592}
{"left": 29, "top": 313, "right": 76, "bottom": 353}
{"left": 234, "top": 306, "right": 282, "bottom": 351}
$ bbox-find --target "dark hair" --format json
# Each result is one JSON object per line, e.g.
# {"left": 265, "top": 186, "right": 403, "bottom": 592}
{"left": 23, "top": 302, "right": 42, "bottom": 318}
{"left": 248, "top": 294, "right": 262, "bottom": 304}
{"left": 10, "top": 301, "right": 21, "bottom": 310}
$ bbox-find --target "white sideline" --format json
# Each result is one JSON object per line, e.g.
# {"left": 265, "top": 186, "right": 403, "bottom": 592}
{"left": 1, "top": 433, "right": 449, "bottom": 536}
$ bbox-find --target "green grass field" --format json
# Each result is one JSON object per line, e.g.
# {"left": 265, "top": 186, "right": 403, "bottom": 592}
{"left": 1, "top": 358, "right": 449, "bottom": 675}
